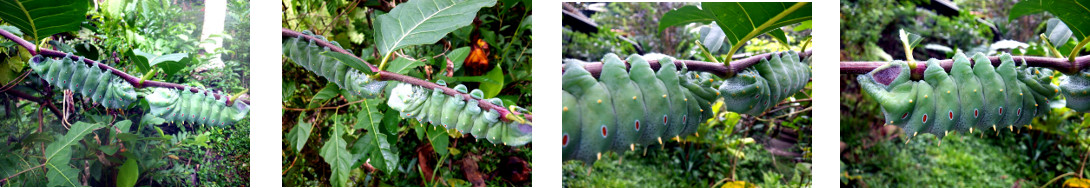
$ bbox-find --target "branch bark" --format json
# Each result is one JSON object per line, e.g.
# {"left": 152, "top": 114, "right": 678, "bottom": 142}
{"left": 840, "top": 55, "right": 1090, "bottom": 75}
{"left": 5, "top": 89, "right": 63, "bottom": 118}
{"left": 565, "top": 50, "right": 812, "bottom": 78}
{"left": 282, "top": 28, "right": 531, "bottom": 123}
{"left": 0, "top": 28, "right": 249, "bottom": 105}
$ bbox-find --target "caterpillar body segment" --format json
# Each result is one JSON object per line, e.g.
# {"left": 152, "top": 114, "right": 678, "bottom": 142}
{"left": 145, "top": 88, "right": 250, "bottom": 127}
{"left": 282, "top": 31, "right": 387, "bottom": 97}
{"left": 858, "top": 52, "right": 1060, "bottom": 138}
{"left": 29, "top": 54, "right": 137, "bottom": 109}
{"left": 386, "top": 83, "right": 531, "bottom": 147}
{"left": 561, "top": 51, "right": 810, "bottom": 164}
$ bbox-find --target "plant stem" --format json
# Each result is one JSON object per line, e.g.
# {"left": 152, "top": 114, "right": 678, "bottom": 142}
{"left": 1039, "top": 34, "right": 1066, "bottom": 58}
{"left": 1041, "top": 172, "right": 1076, "bottom": 188}
{"left": 841, "top": 55, "right": 1090, "bottom": 75}
{"left": 571, "top": 50, "right": 812, "bottom": 78}
{"left": 0, "top": 28, "right": 248, "bottom": 105}
{"left": 0, "top": 163, "right": 46, "bottom": 184}
{"left": 1072, "top": 37, "right": 1090, "bottom": 63}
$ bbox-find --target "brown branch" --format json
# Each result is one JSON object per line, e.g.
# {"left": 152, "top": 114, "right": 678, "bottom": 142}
{"left": 0, "top": 163, "right": 46, "bottom": 185}
{"left": 840, "top": 55, "right": 1090, "bottom": 75}
{"left": 5, "top": 89, "right": 63, "bottom": 118}
{"left": 566, "top": 50, "right": 813, "bottom": 78}
{"left": 282, "top": 28, "right": 531, "bottom": 123}
{"left": 0, "top": 28, "right": 249, "bottom": 105}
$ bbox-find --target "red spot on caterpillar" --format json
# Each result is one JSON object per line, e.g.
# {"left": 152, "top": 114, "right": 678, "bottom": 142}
{"left": 662, "top": 115, "right": 667, "bottom": 125}
{"left": 1016, "top": 108, "right": 1021, "bottom": 115}
{"left": 974, "top": 109, "right": 979, "bottom": 117}
{"left": 600, "top": 125, "right": 608, "bottom": 138}
{"left": 998, "top": 107, "right": 1003, "bottom": 114}
{"left": 562, "top": 134, "right": 569, "bottom": 147}
{"left": 948, "top": 111, "right": 953, "bottom": 120}
{"left": 634, "top": 120, "right": 640, "bottom": 131}
{"left": 901, "top": 112, "right": 908, "bottom": 119}
{"left": 922, "top": 114, "right": 928, "bottom": 123}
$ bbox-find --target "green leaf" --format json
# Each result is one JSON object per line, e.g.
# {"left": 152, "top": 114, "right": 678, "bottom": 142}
{"left": 898, "top": 29, "right": 923, "bottom": 51}
{"left": 698, "top": 25, "right": 727, "bottom": 52}
{"left": 427, "top": 125, "right": 450, "bottom": 156}
{"left": 117, "top": 158, "right": 138, "bottom": 187}
{"left": 446, "top": 47, "right": 471, "bottom": 73}
{"left": 354, "top": 99, "right": 383, "bottom": 130}
{"left": 479, "top": 66, "right": 505, "bottom": 98}
{"left": 386, "top": 57, "right": 424, "bottom": 75}
{"left": 1046, "top": 18, "right": 1074, "bottom": 48}
{"left": 1010, "top": 0, "right": 1090, "bottom": 41}
{"left": 0, "top": 0, "right": 90, "bottom": 41}
{"left": 308, "top": 83, "right": 341, "bottom": 109}
{"left": 768, "top": 28, "right": 789, "bottom": 46}
{"left": 319, "top": 122, "right": 351, "bottom": 187}
{"left": 45, "top": 121, "right": 104, "bottom": 186}
{"left": 321, "top": 51, "right": 373, "bottom": 75}
{"left": 368, "top": 133, "right": 398, "bottom": 172}
{"left": 658, "top": 5, "right": 714, "bottom": 33}
{"left": 374, "top": 0, "right": 497, "bottom": 57}
{"left": 793, "top": 20, "right": 812, "bottom": 32}
{"left": 289, "top": 114, "right": 313, "bottom": 153}
{"left": 131, "top": 49, "right": 187, "bottom": 74}
{"left": 662, "top": 2, "right": 811, "bottom": 58}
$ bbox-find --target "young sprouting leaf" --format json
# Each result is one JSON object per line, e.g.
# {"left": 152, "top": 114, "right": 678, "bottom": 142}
{"left": 479, "top": 66, "right": 505, "bottom": 98}
{"left": 131, "top": 49, "right": 188, "bottom": 75}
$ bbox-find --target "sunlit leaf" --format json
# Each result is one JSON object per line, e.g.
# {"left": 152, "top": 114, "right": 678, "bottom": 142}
{"left": 374, "top": 0, "right": 497, "bottom": 57}
{"left": 117, "top": 158, "right": 138, "bottom": 187}
{"left": 0, "top": 0, "right": 90, "bottom": 41}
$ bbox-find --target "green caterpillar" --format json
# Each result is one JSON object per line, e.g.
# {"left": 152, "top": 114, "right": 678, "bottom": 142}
{"left": 857, "top": 52, "right": 1059, "bottom": 138}
{"left": 282, "top": 31, "right": 387, "bottom": 97}
{"left": 1060, "top": 68, "right": 1090, "bottom": 112}
{"left": 561, "top": 51, "right": 810, "bottom": 164}
{"left": 145, "top": 87, "right": 250, "bottom": 127}
{"left": 28, "top": 53, "right": 137, "bottom": 109}
{"left": 387, "top": 81, "right": 532, "bottom": 146}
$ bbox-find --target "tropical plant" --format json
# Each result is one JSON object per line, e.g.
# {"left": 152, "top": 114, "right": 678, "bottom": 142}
{"left": 281, "top": 0, "right": 532, "bottom": 186}
{"left": 0, "top": 0, "right": 250, "bottom": 186}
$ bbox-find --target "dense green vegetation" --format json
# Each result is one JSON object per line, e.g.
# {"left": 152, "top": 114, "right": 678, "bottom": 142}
{"left": 562, "top": 2, "right": 812, "bottom": 187}
{"left": 841, "top": 0, "right": 1090, "bottom": 187}
{"left": 0, "top": 0, "right": 250, "bottom": 187}
{"left": 281, "top": 0, "right": 532, "bottom": 186}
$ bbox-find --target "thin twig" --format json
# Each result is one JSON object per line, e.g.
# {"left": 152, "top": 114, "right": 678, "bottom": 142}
{"left": 840, "top": 55, "right": 1090, "bottom": 75}
{"left": 0, "top": 163, "right": 46, "bottom": 184}
{"left": 282, "top": 98, "right": 368, "bottom": 112}
{"left": 0, "top": 29, "right": 249, "bottom": 105}
{"left": 569, "top": 50, "right": 813, "bottom": 78}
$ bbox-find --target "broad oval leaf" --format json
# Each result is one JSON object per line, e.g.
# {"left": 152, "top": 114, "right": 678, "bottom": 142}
{"left": 374, "top": 0, "right": 497, "bottom": 57}
{"left": 45, "top": 121, "right": 104, "bottom": 186}
{"left": 1011, "top": 0, "right": 1090, "bottom": 42}
{"left": 354, "top": 99, "right": 383, "bottom": 130}
{"left": 661, "top": 2, "right": 811, "bottom": 57}
{"left": 117, "top": 158, "right": 138, "bottom": 187}
{"left": 0, "top": 0, "right": 90, "bottom": 41}
{"left": 320, "top": 121, "right": 351, "bottom": 187}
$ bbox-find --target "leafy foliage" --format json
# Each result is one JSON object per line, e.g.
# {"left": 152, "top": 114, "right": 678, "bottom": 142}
{"left": 0, "top": 0, "right": 90, "bottom": 41}
{"left": 282, "top": 0, "right": 532, "bottom": 186}
{"left": 0, "top": 0, "right": 250, "bottom": 186}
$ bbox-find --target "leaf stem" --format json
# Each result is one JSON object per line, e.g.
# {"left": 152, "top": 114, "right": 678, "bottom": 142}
{"left": 1040, "top": 172, "right": 1076, "bottom": 188}
{"left": 1070, "top": 37, "right": 1090, "bottom": 63}
{"left": 1040, "top": 33, "right": 1066, "bottom": 58}
{"left": 724, "top": 2, "right": 809, "bottom": 65}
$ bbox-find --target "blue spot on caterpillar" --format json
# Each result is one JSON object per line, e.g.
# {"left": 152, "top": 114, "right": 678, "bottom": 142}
{"left": 282, "top": 30, "right": 386, "bottom": 97}
{"left": 562, "top": 51, "right": 810, "bottom": 164}
{"left": 28, "top": 53, "right": 137, "bottom": 109}
{"left": 858, "top": 52, "right": 1059, "bottom": 138}
{"left": 387, "top": 82, "right": 531, "bottom": 146}
{"left": 145, "top": 87, "right": 250, "bottom": 127}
